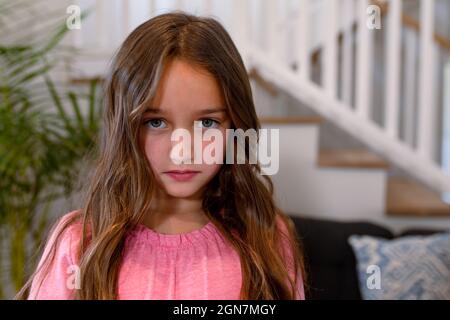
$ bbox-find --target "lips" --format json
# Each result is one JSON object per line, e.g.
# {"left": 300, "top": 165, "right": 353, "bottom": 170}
{"left": 164, "top": 170, "right": 200, "bottom": 182}
{"left": 165, "top": 170, "right": 200, "bottom": 174}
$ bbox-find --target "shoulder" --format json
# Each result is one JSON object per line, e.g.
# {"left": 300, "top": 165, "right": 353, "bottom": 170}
{"left": 53, "top": 209, "right": 84, "bottom": 240}
{"left": 275, "top": 212, "right": 296, "bottom": 240}
{"left": 274, "top": 213, "right": 306, "bottom": 299}
{"left": 274, "top": 213, "right": 299, "bottom": 271}
{"left": 28, "top": 210, "right": 84, "bottom": 299}
{"left": 273, "top": 213, "right": 298, "bottom": 263}
{"left": 46, "top": 209, "right": 84, "bottom": 265}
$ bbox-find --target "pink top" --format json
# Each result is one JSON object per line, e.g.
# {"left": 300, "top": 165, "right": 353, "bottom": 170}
{"left": 28, "top": 210, "right": 305, "bottom": 300}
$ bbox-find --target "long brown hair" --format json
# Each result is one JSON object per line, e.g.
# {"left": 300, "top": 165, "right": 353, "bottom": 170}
{"left": 16, "top": 11, "right": 306, "bottom": 300}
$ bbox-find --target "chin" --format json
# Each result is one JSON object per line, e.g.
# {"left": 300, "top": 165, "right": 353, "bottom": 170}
{"left": 163, "top": 184, "right": 202, "bottom": 198}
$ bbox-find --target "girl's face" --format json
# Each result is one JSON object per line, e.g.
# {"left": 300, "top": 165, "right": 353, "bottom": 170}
{"left": 139, "top": 59, "right": 231, "bottom": 199}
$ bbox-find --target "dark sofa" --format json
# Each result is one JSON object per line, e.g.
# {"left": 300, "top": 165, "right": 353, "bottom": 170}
{"left": 288, "top": 214, "right": 442, "bottom": 300}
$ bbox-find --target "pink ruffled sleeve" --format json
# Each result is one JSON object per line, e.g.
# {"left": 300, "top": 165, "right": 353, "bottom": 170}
{"left": 27, "top": 210, "right": 81, "bottom": 300}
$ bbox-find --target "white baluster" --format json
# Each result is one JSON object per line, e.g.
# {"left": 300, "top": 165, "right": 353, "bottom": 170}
{"left": 266, "top": 0, "right": 280, "bottom": 61}
{"left": 232, "top": 0, "right": 249, "bottom": 66}
{"left": 176, "top": 0, "right": 184, "bottom": 11}
{"left": 72, "top": 0, "right": 83, "bottom": 48}
{"left": 355, "top": 0, "right": 373, "bottom": 119}
{"left": 341, "top": 0, "right": 354, "bottom": 106}
{"left": 402, "top": 28, "right": 417, "bottom": 147}
{"left": 122, "top": 0, "right": 130, "bottom": 37}
{"left": 417, "top": 0, "right": 436, "bottom": 159}
{"left": 149, "top": 0, "right": 156, "bottom": 17}
{"left": 279, "top": 0, "right": 290, "bottom": 65}
{"left": 443, "top": 58, "right": 450, "bottom": 202}
{"left": 298, "top": 0, "right": 310, "bottom": 80}
{"left": 324, "top": 0, "right": 338, "bottom": 98}
{"left": 202, "top": 0, "right": 213, "bottom": 15}
{"left": 95, "top": 0, "right": 107, "bottom": 48}
{"left": 433, "top": 43, "right": 441, "bottom": 163}
{"left": 385, "top": 0, "right": 402, "bottom": 138}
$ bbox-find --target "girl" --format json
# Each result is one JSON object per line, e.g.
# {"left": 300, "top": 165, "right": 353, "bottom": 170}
{"left": 16, "top": 12, "right": 306, "bottom": 300}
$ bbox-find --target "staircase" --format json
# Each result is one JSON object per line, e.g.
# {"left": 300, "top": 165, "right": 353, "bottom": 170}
{"left": 259, "top": 116, "right": 450, "bottom": 231}
{"left": 244, "top": 0, "right": 450, "bottom": 230}
{"left": 67, "top": 0, "right": 450, "bottom": 230}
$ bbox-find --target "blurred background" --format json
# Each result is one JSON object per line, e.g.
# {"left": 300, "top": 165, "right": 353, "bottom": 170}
{"left": 0, "top": 0, "right": 449, "bottom": 299}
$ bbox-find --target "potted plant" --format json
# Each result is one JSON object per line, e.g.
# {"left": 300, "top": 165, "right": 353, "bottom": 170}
{"left": 0, "top": 0, "right": 100, "bottom": 299}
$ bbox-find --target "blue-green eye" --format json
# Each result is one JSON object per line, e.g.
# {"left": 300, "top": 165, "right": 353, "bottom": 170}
{"left": 196, "top": 119, "right": 220, "bottom": 129}
{"left": 145, "top": 119, "right": 167, "bottom": 129}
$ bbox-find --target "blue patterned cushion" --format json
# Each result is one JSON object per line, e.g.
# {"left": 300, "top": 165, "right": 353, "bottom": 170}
{"left": 348, "top": 233, "right": 450, "bottom": 300}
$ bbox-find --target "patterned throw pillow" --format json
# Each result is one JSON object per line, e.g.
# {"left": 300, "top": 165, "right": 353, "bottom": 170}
{"left": 348, "top": 233, "right": 450, "bottom": 300}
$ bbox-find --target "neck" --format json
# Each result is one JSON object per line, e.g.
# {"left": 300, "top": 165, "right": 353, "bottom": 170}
{"left": 143, "top": 189, "right": 210, "bottom": 234}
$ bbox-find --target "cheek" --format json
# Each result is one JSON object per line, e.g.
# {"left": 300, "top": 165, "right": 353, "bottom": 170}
{"left": 199, "top": 162, "right": 222, "bottom": 183}
{"left": 141, "top": 134, "right": 167, "bottom": 170}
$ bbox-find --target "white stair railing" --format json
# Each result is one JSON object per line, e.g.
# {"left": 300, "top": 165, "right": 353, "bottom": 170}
{"left": 384, "top": 0, "right": 401, "bottom": 139}
{"left": 355, "top": 0, "right": 373, "bottom": 120}
{"left": 444, "top": 58, "right": 450, "bottom": 202}
{"left": 417, "top": 0, "right": 436, "bottom": 160}
{"left": 71, "top": 0, "right": 450, "bottom": 195}
{"left": 245, "top": 0, "right": 450, "bottom": 195}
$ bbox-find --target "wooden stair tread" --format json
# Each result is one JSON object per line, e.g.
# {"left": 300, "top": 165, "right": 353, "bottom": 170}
{"left": 386, "top": 177, "right": 450, "bottom": 217}
{"left": 318, "top": 149, "right": 389, "bottom": 169}
{"left": 259, "top": 116, "right": 323, "bottom": 125}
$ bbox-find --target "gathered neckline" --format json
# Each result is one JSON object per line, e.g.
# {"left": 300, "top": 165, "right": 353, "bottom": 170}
{"left": 127, "top": 220, "right": 218, "bottom": 247}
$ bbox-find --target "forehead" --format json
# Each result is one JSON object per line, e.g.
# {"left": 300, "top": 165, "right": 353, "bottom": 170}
{"left": 146, "top": 59, "right": 225, "bottom": 116}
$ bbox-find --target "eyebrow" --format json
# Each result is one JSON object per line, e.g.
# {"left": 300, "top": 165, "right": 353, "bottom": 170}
{"left": 144, "top": 107, "right": 227, "bottom": 116}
